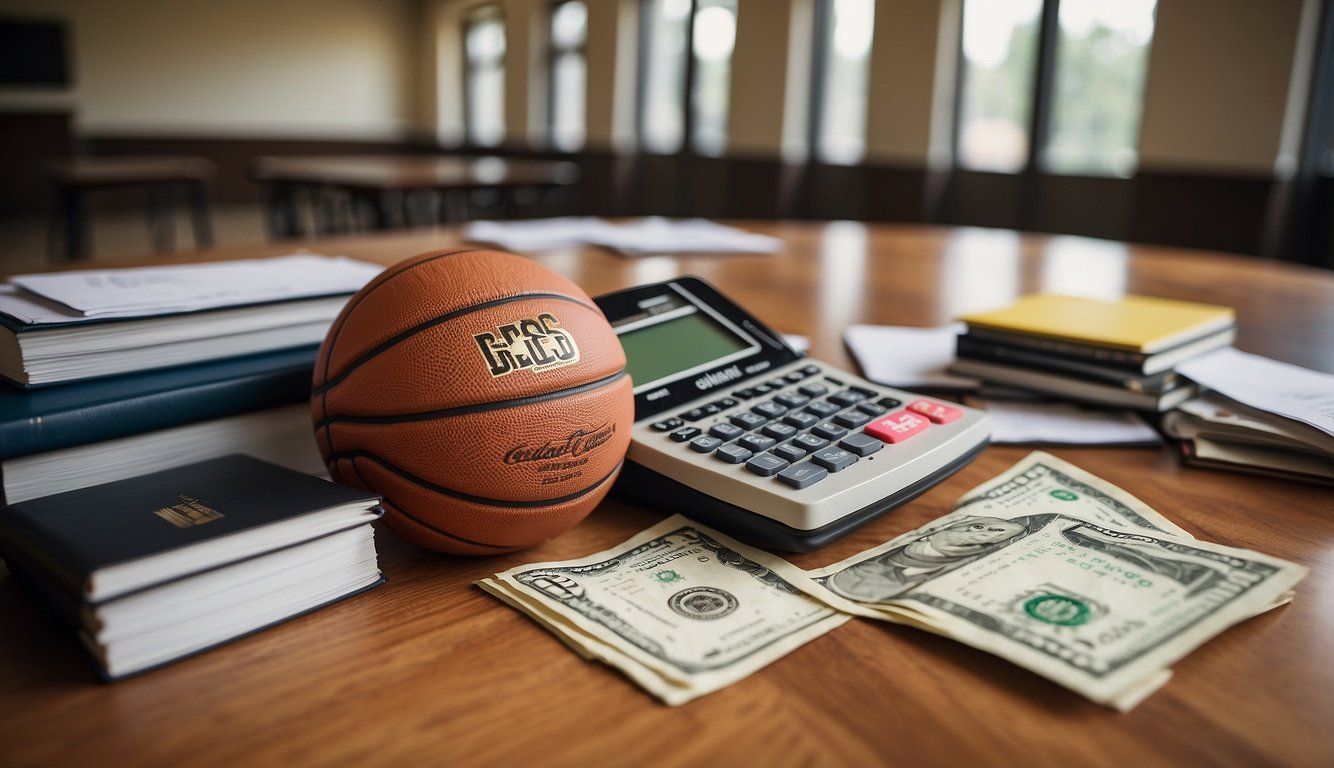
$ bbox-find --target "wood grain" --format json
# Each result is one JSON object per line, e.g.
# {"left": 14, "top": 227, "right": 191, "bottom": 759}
{"left": 3, "top": 222, "right": 1332, "bottom": 767}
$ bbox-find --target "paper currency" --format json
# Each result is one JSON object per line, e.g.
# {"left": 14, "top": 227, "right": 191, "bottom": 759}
{"left": 806, "top": 452, "right": 1309, "bottom": 710}
{"left": 478, "top": 517, "right": 850, "bottom": 705}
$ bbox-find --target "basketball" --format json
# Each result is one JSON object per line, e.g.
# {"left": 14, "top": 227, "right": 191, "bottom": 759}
{"left": 311, "top": 248, "right": 634, "bottom": 555}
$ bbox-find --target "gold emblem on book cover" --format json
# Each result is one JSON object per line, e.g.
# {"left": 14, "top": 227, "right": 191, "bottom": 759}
{"left": 153, "top": 495, "right": 224, "bottom": 528}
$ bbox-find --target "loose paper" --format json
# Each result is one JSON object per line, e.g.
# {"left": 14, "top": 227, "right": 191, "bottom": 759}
{"left": 1177, "top": 348, "right": 1334, "bottom": 442}
{"left": 975, "top": 398, "right": 1161, "bottom": 445}
{"left": 465, "top": 217, "right": 784, "bottom": 256}
{"left": 843, "top": 323, "right": 980, "bottom": 390}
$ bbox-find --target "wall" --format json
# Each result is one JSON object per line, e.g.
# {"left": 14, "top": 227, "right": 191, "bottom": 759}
{"left": 0, "top": 0, "right": 419, "bottom": 139}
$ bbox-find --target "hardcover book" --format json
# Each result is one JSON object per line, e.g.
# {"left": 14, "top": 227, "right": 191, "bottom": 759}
{"left": 0, "top": 454, "right": 383, "bottom": 680}
{"left": 956, "top": 293, "right": 1235, "bottom": 354}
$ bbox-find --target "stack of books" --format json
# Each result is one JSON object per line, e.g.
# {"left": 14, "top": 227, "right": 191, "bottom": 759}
{"left": 0, "top": 455, "right": 383, "bottom": 680}
{"left": 949, "top": 293, "right": 1236, "bottom": 411}
{"left": 0, "top": 255, "right": 380, "bottom": 503}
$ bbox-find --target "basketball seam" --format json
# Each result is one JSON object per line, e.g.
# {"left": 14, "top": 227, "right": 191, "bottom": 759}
{"left": 328, "top": 450, "right": 625, "bottom": 509}
{"left": 314, "top": 291, "right": 601, "bottom": 395}
{"left": 313, "top": 370, "right": 627, "bottom": 429}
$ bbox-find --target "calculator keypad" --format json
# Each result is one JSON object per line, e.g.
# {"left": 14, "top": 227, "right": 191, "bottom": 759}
{"left": 660, "top": 363, "right": 959, "bottom": 491}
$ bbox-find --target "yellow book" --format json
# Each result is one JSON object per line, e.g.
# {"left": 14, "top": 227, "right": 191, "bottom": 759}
{"left": 957, "top": 293, "right": 1236, "bottom": 353}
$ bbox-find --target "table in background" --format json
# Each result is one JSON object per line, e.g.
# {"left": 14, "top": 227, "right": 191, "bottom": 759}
{"left": 2, "top": 222, "right": 1332, "bottom": 767}
{"left": 44, "top": 156, "right": 215, "bottom": 262}
{"left": 252, "top": 155, "right": 580, "bottom": 238}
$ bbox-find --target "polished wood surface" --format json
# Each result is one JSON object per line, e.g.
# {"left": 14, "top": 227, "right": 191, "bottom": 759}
{"left": 251, "top": 155, "right": 579, "bottom": 192}
{"left": 3, "top": 222, "right": 1332, "bottom": 767}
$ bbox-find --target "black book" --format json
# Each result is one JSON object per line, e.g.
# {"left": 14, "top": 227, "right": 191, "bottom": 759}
{"left": 960, "top": 325, "right": 1235, "bottom": 375}
{"left": 0, "top": 455, "right": 384, "bottom": 680}
{"left": 955, "top": 335, "right": 1184, "bottom": 393}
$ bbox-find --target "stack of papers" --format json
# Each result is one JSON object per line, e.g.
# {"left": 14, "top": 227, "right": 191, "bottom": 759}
{"left": 464, "top": 217, "right": 784, "bottom": 256}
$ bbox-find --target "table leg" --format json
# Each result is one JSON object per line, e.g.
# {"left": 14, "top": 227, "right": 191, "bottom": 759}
{"left": 186, "top": 180, "right": 214, "bottom": 249}
{"left": 58, "top": 186, "right": 89, "bottom": 262}
{"left": 148, "top": 183, "right": 177, "bottom": 252}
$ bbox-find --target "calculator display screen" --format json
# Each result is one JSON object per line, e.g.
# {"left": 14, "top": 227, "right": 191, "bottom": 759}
{"left": 616, "top": 304, "right": 755, "bottom": 389}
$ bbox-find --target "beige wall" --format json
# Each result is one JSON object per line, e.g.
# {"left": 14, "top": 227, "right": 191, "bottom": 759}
{"left": 865, "top": 0, "right": 950, "bottom": 166}
{"left": 1138, "top": 0, "right": 1305, "bottom": 174}
{"left": 0, "top": 0, "right": 418, "bottom": 139}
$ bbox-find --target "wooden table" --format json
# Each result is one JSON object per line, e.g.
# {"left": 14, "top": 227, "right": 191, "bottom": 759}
{"left": 252, "top": 155, "right": 580, "bottom": 237}
{"left": 44, "top": 156, "right": 215, "bottom": 262}
{"left": 3, "top": 222, "right": 1333, "bottom": 767}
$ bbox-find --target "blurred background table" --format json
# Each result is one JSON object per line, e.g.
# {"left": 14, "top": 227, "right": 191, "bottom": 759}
{"left": 2, "top": 222, "right": 1332, "bottom": 767}
{"left": 252, "top": 155, "right": 580, "bottom": 237}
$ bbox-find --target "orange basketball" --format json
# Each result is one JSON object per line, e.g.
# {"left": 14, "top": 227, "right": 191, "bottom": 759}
{"left": 311, "top": 248, "right": 634, "bottom": 555}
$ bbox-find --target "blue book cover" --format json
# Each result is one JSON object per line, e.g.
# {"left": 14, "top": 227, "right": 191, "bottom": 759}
{"left": 0, "top": 345, "right": 318, "bottom": 460}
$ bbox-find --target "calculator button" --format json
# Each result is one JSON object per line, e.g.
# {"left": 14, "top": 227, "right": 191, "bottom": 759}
{"left": 784, "top": 371, "right": 806, "bottom": 383}
{"left": 768, "top": 378, "right": 789, "bottom": 389}
{"left": 680, "top": 408, "right": 709, "bottom": 422}
{"left": 907, "top": 399, "right": 965, "bottom": 424}
{"left": 745, "top": 454, "right": 789, "bottom": 477}
{"left": 839, "top": 433, "right": 884, "bottom": 457}
{"left": 773, "top": 392, "right": 810, "bottom": 409}
{"left": 730, "top": 411, "right": 768, "bottom": 430}
{"left": 812, "top": 421, "right": 848, "bottom": 440}
{"left": 877, "top": 396, "right": 902, "bottom": 409}
{"left": 738, "top": 434, "right": 777, "bottom": 453}
{"left": 752, "top": 383, "right": 774, "bottom": 395}
{"left": 812, "top": 447, "right": 858, "bottom": 473}
{"left": 793, "top": 433, "right": 829, "bottom": 452}
{"left": 801, "top": 364, "right": 820, "bottom": 376}
{"left": 716, "top": 397, "right": 740, "bottom": 410}
{"left": 690, "top": 436, "right": 723, "bottom": 453}
{"left": 827, "top": 390, "right": 868, "bottom": 407}
{"left": 783, "top": 411, "right": 819, "bottom": 430}
{"left": 806, "top": 400, "right": 841, "bottom": 418}
{"left": 833, "top": 410, "right": 872, "bottom": 429}
{"left": 733, "top": 388, "right": 756, "bottom": 400}
{"left": 777, "top": 462, "right": 828, "bottom": 489}
{"left": 651, "top": 418, "right": 684, "bottom": 432}
{"left": 702, "top": 403, "right": 721, "bottom": 416}
{"left": 856, "top": 401, "right": 887, "bottom": 417}
{"left": 762, "top": 422, "right": 798, "bottom": 440}
{"left": 798, "top": 382, "right": 829, "bottom": 398}
{"left": 864, "top": 411, "right": 930, "bottom": 444}
{"left": 772, "top": 443, "right": 807, "bottom": 463}
{"left": 709, "top": 422, "right": 744, "bottom": 441}
{"left": 715, "top": 444, "right": 753, "bottom": 464}
{"left": 670, "top": 427, "right": 701, "bottom": 442}
{"left": 752, "top": 401, "right": 788, "bottom": 419}
{"left": 824, "top": 375, "right": 845, "bottom": 386}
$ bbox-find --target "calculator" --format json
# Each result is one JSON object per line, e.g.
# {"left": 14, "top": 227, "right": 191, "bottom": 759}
{"left": 594, "top": 277, "right": 991, "bottom": 551}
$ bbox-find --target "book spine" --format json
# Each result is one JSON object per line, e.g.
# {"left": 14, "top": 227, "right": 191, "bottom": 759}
{"left": 962, "top": 327, "right": 1150, "bottom": 370}
{"left": 0, "top": 353, "right": 316, "bottom": 460}
{"left": 955, "top": 336, "right": 1176, "bottom": 391}
{"left": 0, "top": 512, "right": 88, "bottom": 601}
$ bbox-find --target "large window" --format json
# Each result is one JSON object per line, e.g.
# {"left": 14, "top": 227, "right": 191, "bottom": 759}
{"left": 465, "top": 6, "right": 506, "bottom": 147}
{"left": 639, "top": 0, "right": 738, "bottom": 156}
{"left": 549, "top": 0, "right": 588, "bottom": 152}
{"left": 956, "top": 0, "right": 1157, "bottom": 177}
{"left": 811, "top": 0, "right": 875, "bottom": 165}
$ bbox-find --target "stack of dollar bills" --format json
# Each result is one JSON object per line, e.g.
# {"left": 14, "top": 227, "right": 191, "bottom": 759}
{"left": 479, "top": 452, "right": 1307, "bottom": 710}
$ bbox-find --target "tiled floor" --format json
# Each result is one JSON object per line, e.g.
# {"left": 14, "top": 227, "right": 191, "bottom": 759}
{"left": 0, "top": 204, "right": 270, "bottom": 274}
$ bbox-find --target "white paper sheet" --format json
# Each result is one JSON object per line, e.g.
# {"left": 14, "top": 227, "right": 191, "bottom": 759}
{"left": 976, "top": 399, "right": 1162, "bottom": 445}
{"left": 465, "top": 217, "right": 784, "bottom": 256}
{"left": 8, "top": 254, "right": 383, "bottom": 318}
{"left": 1177, "top": 348, "right": 1334, "bottom": 441}
{"left": 842, "top": 323, "right": 980, "bottom": 390}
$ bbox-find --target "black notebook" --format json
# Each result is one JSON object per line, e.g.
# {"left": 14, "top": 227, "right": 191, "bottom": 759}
{"left": 0, "top": 454, "right": 384, "bottom": 680}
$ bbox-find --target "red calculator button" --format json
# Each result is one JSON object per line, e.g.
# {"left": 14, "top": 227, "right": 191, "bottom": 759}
{"left": 864, "top": 411, "right": 930, "bottom": 443}
{"left": 907, "top": 399, "right": 964, "bottom": 424}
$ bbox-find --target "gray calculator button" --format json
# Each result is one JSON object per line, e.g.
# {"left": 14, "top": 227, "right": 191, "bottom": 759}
{"left": 783, "top": 411, "right": 819, "bottom": 430}
{"left": 690, "top": 436, "right": 723, "bottom": 453}
{"left": 709, "top": 422, "right": 744, "bottom": 441}
{"left": 828, "top": 390, "right": 867, "bottom": 407}
{"left": 812, "top": 421, "right": 848, "bottom": 440}
{"left": 806, "top": 400, "right": 840, "bottom": 418}
{"left": 752, "top": 401, "right": 788, "bottom": 419}
{"left": 777, "top": 462, "right": 828, "bottom": 489}
{"left": 730, "top": 411, "right": 768, "bottom": 430}
{"left": 738, "top": 434, "right": 777, "bottom": 453}
{"left": 715, "top": 444, "right": 753, "bottom": 464}
{"left": 745, "top": 454, "right": 789, "bottom": 477}
{"left": 793, "top": 433, "right": 829, "bottom": 451}
{"left": 670, "top": 427, "right": 701, "bottom": 442}
{"left": 762, "top": 422, "right": 798, "bottom": 440}
{"left": 857, "top": 401, "right": 888, "bottom": 416}
{"left": 834, "top": 410, "right": 872, "bottom": 429}
{"left": 773, "top": 392, "right": 810, "bottom": 409}
{"left": 798, "top": 382, "right": 829, "bottom": 398}
{"left": 772, "top": 443, "right": 807, "bottom": 463}
{"left": 812, "top": 447, "right": 858, "bottom": 472}
{"left": 839, "top": 433, "right": 884, "bottom": 457}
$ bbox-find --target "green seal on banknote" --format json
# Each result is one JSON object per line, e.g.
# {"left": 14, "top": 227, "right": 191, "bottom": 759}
{"left": 1049, "top": 489, "right": 1079, "bottom": 501}
{"left": 653, "top": 569, "right": 684, "bottom": 584}
{"left": 1023, "top": 594, "right": 1091, "bottom": 626}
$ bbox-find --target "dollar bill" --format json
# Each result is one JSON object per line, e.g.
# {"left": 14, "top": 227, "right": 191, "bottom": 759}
{"left": 479, "top": 516, "right": 850, "bottom": 705}
{"left": 806, "top": 452, "right": 1309, "bottom": 710}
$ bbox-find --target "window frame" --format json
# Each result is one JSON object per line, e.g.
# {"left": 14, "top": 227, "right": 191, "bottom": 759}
{"left": 635, "top": 0, "right": 738, "bottom": 157}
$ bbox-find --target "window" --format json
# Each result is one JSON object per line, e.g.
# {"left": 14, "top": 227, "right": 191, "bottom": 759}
{"left": 465, "top": 6, "right": 506, "bottom": 147}
{"left": 1044, "top": 0, "right": 1156, "bottom": 176}
{"left": 956, "top": 0, "right": 1157, "bottom": 177}
{"left": 549, "top": 0, "right": 588, "bottom": 152}
{"left": 639, "top": 0, "right": 738, "bottom": 156}
{"left": 812, "top": 0, "right": 875, "bottom": 165}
